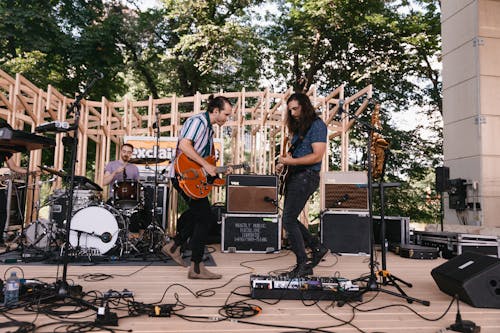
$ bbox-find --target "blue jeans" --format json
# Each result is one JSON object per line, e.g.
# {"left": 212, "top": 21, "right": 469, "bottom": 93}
{"left": 282, "top": 169, "right": 320, "bottom": 264}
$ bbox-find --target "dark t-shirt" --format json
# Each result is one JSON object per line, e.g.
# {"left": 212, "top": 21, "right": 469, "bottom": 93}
{"left": 291, "top": 117, "right": 327, "bottom": 172}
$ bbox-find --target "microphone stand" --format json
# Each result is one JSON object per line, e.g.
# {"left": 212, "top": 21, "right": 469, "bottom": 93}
{"left": 147, "top": 107, "right": 164, "bottom": 254}
{"left": 59, "top": 74, "right": 102, "bottom": 293}
{"left": 346, "top": 103, "right": 429, "bottom": 306}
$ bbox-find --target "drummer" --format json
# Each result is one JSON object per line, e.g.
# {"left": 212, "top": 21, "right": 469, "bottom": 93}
{"left": 103, "top": 143, "right": 150, "bottom": 235}
{"left": 103, "top": 143, "right": 139, "bottom": 189}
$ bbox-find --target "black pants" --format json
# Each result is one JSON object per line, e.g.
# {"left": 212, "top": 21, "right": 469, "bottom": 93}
{"left": 171, "top": 178, "right": 211, "bottom": 263}
{"left": 282, "top": 169, "right": 321, "bottom": 264}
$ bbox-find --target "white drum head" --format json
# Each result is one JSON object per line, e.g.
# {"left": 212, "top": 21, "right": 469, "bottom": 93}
{"left": 69, "top": 206, "right": 119, "bottom": 255}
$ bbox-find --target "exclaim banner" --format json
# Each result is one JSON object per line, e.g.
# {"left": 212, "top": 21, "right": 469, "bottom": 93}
{"left": 123, "top": 136, "right": 223, "bottom": 168}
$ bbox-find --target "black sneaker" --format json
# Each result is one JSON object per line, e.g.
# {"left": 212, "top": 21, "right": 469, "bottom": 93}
{"left": 311, "top": 245, "right": 329, "bottom": 267}
{"left": 282, "top": 262, "right": 313, "bottom": 278}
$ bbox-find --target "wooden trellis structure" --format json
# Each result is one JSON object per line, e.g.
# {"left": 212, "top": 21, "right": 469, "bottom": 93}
{"left": 0, "top": 68, "right": 373, "bottom": 232}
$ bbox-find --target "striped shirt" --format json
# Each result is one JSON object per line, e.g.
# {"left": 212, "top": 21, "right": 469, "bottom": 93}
{"left": 169, "top": 112, "right": 213, "bottom": 178}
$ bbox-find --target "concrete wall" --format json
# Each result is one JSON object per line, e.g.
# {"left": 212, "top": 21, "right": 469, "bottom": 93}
{"left": 442, "top": 0, "right": 500, "bottom": 228}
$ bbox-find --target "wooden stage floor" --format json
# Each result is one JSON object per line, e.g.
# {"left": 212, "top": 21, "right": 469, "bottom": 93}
{"left": 1, "top": 246, "right": 499, "bottom": 333}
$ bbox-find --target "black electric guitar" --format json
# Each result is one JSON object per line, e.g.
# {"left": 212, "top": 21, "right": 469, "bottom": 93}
{"left": 276, "top": 136, "right": 305, "bottom": 195}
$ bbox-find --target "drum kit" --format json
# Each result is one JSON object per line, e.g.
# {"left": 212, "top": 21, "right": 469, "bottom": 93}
{"left": 23, "top": 159, "right": 169, "bottom": 260}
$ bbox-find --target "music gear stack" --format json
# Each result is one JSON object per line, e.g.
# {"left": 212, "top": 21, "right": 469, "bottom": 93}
{"left": 320, "top": 171, "right": 378, "bottom": 255}
{"left": 250, "top": 274, "right": 362, "bottom": 301}
{"left": 415, "top": 231, "right": 500, "bottom": 259}
{"left": 222, "top": 174, "right": 281, "bottom": 253}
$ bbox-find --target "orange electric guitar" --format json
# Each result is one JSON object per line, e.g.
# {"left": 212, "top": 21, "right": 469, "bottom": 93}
{"left": 174, "top": 152, "right": 249, "bottom": 199}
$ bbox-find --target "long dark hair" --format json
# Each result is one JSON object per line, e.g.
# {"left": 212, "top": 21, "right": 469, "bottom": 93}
{"left": 207, "top": 94, "right": 231, "bottom": 113}
{"left": 286, "top": 93, "right": 317, "bottom": 136}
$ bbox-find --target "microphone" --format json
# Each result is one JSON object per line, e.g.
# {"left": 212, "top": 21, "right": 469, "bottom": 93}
{"left": 35, "top": 121, "right": 70, "bottom": 133}
{"left": 336, "top": 194, "right": 349, "bottom": 206}
{"left": 123, "top": 164, "right": 127, "bottom": 180}
{"left": 100, "top": 232, "right": 112, "bottom": 243}
{"left": 264, "top": 196, "right": 278, "bottom": 205}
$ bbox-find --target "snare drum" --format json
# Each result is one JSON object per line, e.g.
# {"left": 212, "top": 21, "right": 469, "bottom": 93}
{"left": 74, "top": 189, "right": 100, "bottom": 211}
{"left": 113, "top": 180, "right": 141, "bottom": 209}
{"left": 69, "top": 205, "right": 124, "bottom": 255}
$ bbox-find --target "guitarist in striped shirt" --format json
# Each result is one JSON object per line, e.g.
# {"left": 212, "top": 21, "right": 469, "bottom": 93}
{"left": 164, "top": 95, "right": 233, "bottom": 279}
{"left": 277, "top": 93, "right": 328, "bottom": 277}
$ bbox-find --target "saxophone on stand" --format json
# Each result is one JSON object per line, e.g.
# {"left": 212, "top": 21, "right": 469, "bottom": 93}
{"left": 370, "top": 104, "right": 389, "bottom": 179}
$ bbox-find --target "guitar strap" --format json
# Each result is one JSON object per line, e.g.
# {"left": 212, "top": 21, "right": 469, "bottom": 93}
{"left": 287, "top": 135, "right": 304, "bottom": 175}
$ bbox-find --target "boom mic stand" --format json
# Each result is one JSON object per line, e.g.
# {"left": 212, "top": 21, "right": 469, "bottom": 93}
{"left": 348, "top": 104, "right": 429, "bottom": 306}
{"left": 147, "top": 107, "right": 165, "bottom": 254}
{"left": 56, "top": 72, "right": 103, "bottom": 297}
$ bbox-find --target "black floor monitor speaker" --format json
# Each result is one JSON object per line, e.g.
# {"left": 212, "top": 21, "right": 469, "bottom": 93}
{"left": 431, "top": 252, "right": 500, "bottom": 308}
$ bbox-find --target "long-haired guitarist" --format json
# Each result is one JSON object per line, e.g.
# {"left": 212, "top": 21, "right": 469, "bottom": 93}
{"left": 0, "top": 119, "right": 27, "bottom": 247}
{"left": 164, "top": 95, "right": 233, "bottom": 279}
{"left": 276, "top": 93, "right": 328, "bottom": 277}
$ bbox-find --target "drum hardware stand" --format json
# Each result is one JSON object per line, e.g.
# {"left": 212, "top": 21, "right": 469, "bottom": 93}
{"left": 145, "top": 106, "right": 167, "bottom": 255}
{"left": 7, "top": 179, "right": 32, "bottom": 253}
{"left": 344, "top": 101, "right": 429, "bottom": 306}
{"left": 118, "top": 213, "right": 140, "bottom": 256}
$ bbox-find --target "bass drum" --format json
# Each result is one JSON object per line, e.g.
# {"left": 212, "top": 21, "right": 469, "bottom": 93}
{"left": 69, "top": 205, "right": 123, "bottom": 255}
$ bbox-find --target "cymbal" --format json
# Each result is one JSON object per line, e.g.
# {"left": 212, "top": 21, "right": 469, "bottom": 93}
{"left": 38, "top": 165, "right": 67, "bottom": 177}
{"left": 128, "top": 157, "right": 169, "bottom": 164}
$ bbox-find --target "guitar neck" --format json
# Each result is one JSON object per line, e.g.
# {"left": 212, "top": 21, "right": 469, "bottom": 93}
{"left": 215, "top": 164, "right": 246, "bottom": 174}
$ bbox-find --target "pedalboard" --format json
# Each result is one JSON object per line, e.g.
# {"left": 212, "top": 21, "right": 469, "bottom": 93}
{"left": 250, "top": 275, "right": 362, "bottom": 301}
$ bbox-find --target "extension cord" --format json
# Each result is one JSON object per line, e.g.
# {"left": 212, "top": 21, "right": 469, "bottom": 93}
{"left": 103, "top": 289, "right": 133, "bottom": 298}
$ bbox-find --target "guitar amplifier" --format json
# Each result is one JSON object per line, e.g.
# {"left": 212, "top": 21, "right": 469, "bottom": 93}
{"left": 226, "top": 175, "right": 278, "bottom": 214}
{"left": 320, "top": 171, "right": 368, "bottom": 210}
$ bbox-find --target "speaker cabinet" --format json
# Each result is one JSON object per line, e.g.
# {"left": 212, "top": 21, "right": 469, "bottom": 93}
{"left": 435, "top": 166, "right": 450, "bottom": 192}
{"left": 226, "top": 175, "right": 278, "bottom": 214}
{"left": 221, "top": 213, "right": 281, "bottom": 253}
{"left": 320, "top": 211, "right": 371, "bottom": 255}
{"left": 143, "top": 184, "right": 169, "bottom": 230}
{"left": 321, "top": 171, "right": 368, "bottom": 210}
{"left": 448, "top": 178, "right": 467, "bottom": 211}
{"left": 431, "top": 252, "right": 500, "bottom": 308}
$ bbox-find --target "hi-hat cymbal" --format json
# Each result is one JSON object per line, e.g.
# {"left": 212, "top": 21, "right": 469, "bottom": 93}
{"left": 38, "top": 165, "right": 67, "bottom": 177}
{"left": 128, "top": 157, "right": 169, "bottom": 164}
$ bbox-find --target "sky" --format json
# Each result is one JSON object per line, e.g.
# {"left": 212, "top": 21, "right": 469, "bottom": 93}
{"left": 136, "top": 0, "right": 160, "bottom": 9}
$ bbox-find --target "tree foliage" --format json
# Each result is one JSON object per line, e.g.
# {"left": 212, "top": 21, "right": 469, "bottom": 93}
{"left": 0, "top": 0, "right": 443, "bottom": 222}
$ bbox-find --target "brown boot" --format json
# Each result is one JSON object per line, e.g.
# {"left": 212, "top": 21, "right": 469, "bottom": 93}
{"left": 188, "top": 262, "right": 222, "bottom": 279}
{"left": 161, "top": 241, "right": 186, "bottom": 267}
